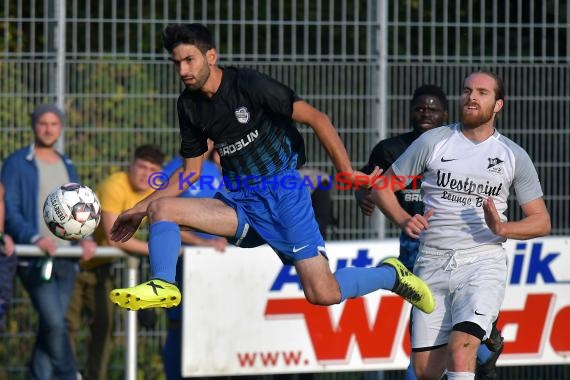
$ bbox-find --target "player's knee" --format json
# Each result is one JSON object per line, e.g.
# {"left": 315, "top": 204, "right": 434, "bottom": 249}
{"left": 303, "top": 289, "right": 340, "bottom": 306}
{"left": 147, "top": 198, "right": 171, "bottom": 222}
{"left": 449, "top": 322, "right": 483, "bottom": 370}
{"left": 304, "top": 294, "right": 335, "bottom": 306}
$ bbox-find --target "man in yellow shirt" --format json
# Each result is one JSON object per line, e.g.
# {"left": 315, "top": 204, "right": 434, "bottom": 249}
{"left": 67, "top": 144, "right": 165, "bottom": 380}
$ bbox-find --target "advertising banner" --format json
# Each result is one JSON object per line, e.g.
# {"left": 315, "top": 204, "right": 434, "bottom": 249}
{"left": 182, "top": 237, "right": 570, "bottom": 376}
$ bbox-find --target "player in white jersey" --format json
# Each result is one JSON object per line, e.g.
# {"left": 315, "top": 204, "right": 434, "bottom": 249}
{"left": 372, "top": 71, "right": 551, "bottom": 380}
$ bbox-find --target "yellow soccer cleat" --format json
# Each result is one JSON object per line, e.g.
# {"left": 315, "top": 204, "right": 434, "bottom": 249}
{"left": 382, "top": 257, "right": 435, "bottom": 314}
{"left": 109, "top": 279, "right": 181, "bottom": 310}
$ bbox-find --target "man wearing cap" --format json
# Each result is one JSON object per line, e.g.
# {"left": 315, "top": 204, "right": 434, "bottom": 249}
{"left": 1, "top": 104, "right": 96, "bottom": 380}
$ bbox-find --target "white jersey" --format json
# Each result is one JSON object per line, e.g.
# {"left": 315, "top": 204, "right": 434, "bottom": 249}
{"left": 392, "top": 123, "right": 543, "bottom": 250}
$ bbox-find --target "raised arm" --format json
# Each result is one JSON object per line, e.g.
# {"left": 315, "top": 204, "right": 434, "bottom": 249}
{"left": 292, "top": 100, "right": 381, "bottom": 182}
{"left": 483, "top": 197, "right": 551, "bottom": 240}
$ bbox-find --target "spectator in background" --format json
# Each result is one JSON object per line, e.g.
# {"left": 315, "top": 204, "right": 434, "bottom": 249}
{"left": 161, "top": 139, "right": 228, "bottom": 380}
{"left": 66, "top": 144, "right": 165, "bottom": 380}
{"left": 1, "top": 104, "right": 97, "bottom": 380}
{"left": 0, "top": 182, "right": 16, "bottom": 331}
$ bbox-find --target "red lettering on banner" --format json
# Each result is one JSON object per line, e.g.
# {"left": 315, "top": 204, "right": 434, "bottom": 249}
{"left": 237, "top": 352, "right": 257, "bottom": 367}
{"left": 265, "top": 293, "right": 569, "bottom": 362}
{"left": 498, "top": 294, "right": 553, "bottom": 354}
{"left": 265, "top": 296, "right": 405, "bottom": 361}
{"left": 550, "top": 305, "right": 570, "bottom": 354}
{"left": 259, "top": 352, "right": 280, "bottom": 366}
{"left": 236, "top": 351, "right": 304, "bottom": 367}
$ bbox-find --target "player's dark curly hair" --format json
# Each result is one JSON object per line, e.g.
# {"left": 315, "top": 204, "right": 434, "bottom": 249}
{"left": 162, "top": 23, "right": 216, "bottom": 54}
{"left": 134, "top": 144, "right": 165, "bottom": 167}
{"left": 412, "top": 85, "right": 448, "bottom": 111}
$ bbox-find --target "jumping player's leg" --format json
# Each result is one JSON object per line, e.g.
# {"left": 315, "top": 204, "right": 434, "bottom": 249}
{"left": 109, "top": 197, "right": 238, "bottom": 310}
{"left": 270, "top": 171, "right": 433, "bottom": 312}
{"left": 146, "top": 197, "right": 238, "bottom": 281}
{"left": 293, "top": 254, "right": 434, "bottom": 312}
{"left": 293, "top": 255, "right": 342, "bottom": 305}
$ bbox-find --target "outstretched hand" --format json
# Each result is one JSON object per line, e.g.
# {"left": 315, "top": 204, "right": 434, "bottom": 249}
{"left": 110, "top": 208, "right": 146, "bottom": 243}
{"left": 482, "top": 197, "right": 504, "bottom": 237}
{"left": 402, "top": 209, "right": 435, "bottom": 239}
{"left": 350, "top": 166, "right": 383, "bottom": 190}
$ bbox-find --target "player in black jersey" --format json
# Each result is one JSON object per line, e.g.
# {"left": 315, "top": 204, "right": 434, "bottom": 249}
{"left": 356, "top": 85, "right": 449, "bottom": 272}
{"left": 108, "top": 23, "right": 434, "bottom": 315}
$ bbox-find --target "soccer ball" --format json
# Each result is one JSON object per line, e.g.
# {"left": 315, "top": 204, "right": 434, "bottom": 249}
{"left": 43, "top": 182, "right": 101, "bottom": 241}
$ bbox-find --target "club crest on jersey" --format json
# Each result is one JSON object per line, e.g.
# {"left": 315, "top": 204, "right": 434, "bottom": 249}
{"left": 487, "top": 157, "right": 504, "bottom": 174}
{"left": 234, "top": 107, "right": 250, "bottom": 124}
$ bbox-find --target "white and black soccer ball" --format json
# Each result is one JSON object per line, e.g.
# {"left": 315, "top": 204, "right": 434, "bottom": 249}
{"left": 43, "top": 182, "right": 101, "bottom": 241}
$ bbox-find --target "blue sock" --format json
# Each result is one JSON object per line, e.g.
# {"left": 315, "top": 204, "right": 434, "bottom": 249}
{"left": 406, "top": 361, "right": 417, "bottom": 380}
{"left": 477, "top": 343, "right": 494, "bottom": 364}
{"left": 148, "top": 221, "right": 181, "bottom": 283}
{"left": 334, "top": 266, "right": 396, "bottom": 302}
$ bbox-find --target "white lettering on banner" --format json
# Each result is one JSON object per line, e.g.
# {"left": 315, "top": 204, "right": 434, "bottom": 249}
{"left": 182, "top": 238, "right": 570, "bottom": 377}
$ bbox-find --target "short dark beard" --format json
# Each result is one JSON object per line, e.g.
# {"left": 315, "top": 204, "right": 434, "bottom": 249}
{"left": 186, "top": 62, "right": 211, "bottom": 91}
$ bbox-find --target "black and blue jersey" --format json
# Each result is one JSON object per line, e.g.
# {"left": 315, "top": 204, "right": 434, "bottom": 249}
{"left": 177, "top": 67, "right": 306, "bottom": 184}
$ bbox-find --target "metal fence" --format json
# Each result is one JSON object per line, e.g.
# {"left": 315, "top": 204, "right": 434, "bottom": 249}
{"left": 0, "top": 0, "right": 569, "bottom": 379}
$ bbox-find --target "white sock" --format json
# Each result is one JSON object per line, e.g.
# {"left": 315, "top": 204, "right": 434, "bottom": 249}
{"left": 446, "top": 372, "right": 474, "bottom": 380}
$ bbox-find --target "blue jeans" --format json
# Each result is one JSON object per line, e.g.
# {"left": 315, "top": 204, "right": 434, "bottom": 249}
{"left": 0, "top": 252, "right": 17, "bottom": 329}
{"left": 18, "top": 258, "right": 79, "bottom": 380}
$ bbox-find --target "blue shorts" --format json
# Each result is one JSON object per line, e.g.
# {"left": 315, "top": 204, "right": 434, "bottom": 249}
{"left": 214, "top": 169, "right": 326, "bottom": 265}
